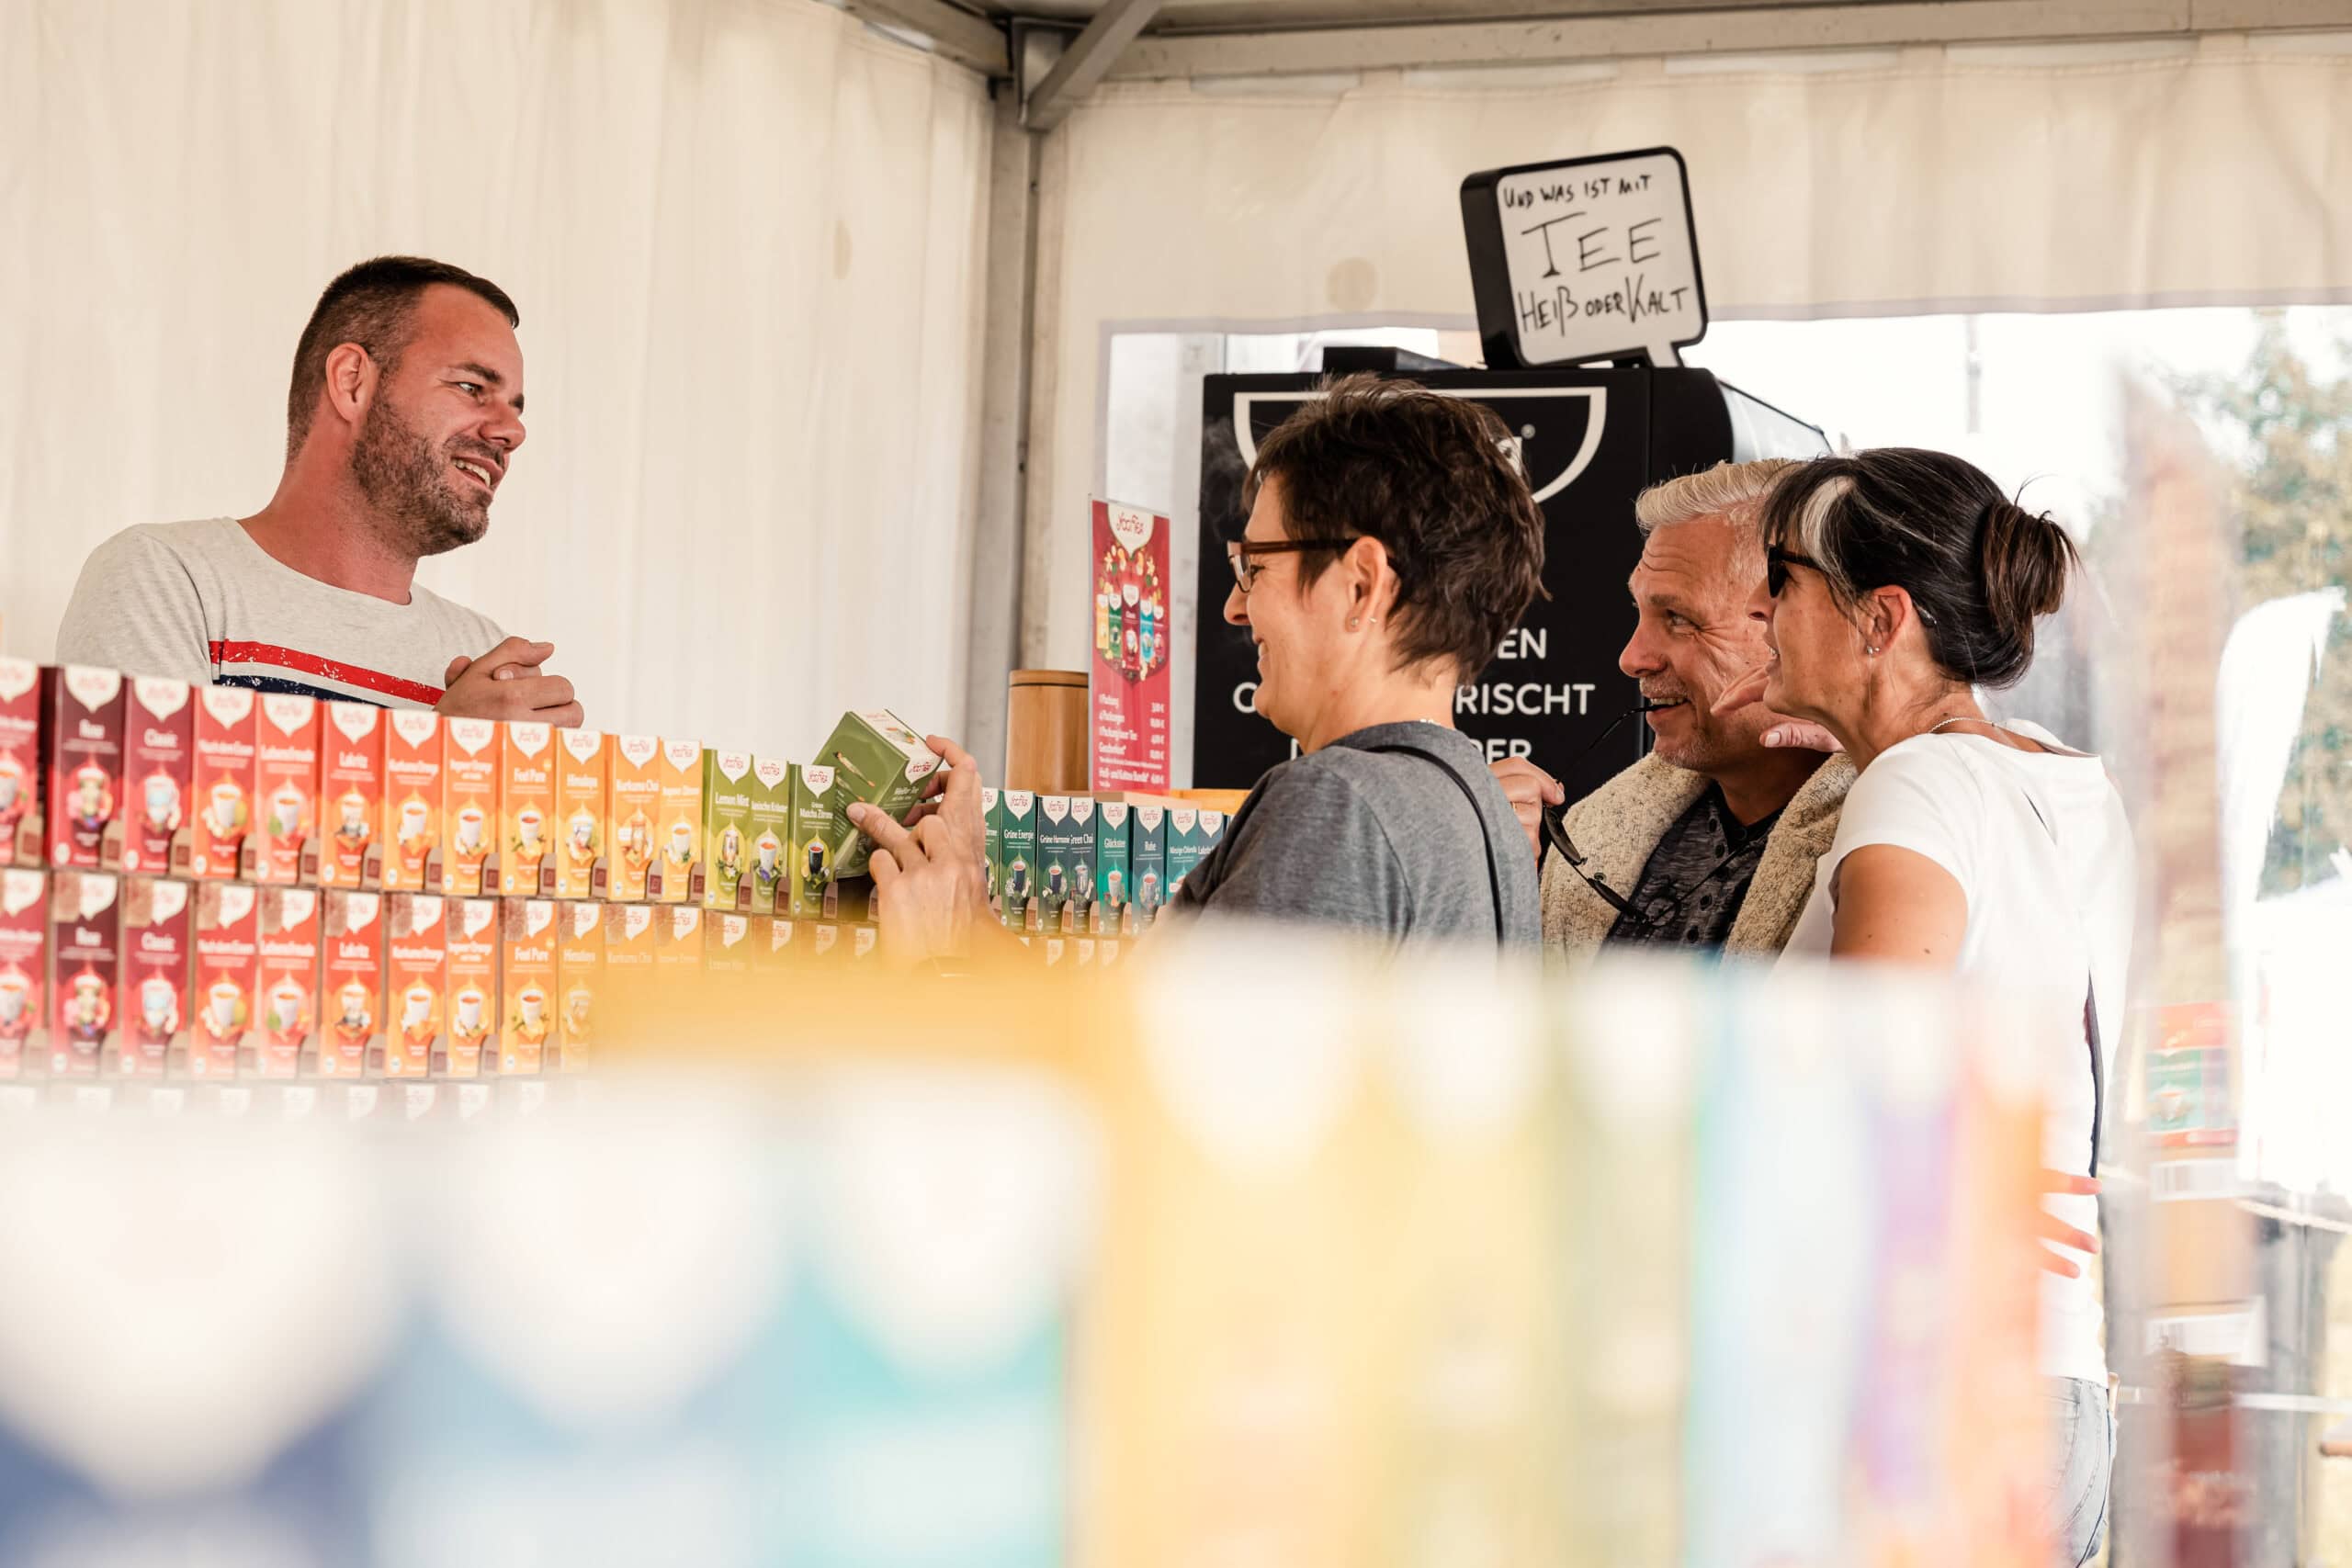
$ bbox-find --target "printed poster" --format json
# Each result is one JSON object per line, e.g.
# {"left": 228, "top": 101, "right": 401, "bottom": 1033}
{"left": 1091, "top": 499, "right": 1171, "bottom": 793}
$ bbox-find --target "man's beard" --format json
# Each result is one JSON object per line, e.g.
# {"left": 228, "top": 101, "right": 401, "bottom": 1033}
{"left": 351, "top": 395, "right": 490, "bottom": 558}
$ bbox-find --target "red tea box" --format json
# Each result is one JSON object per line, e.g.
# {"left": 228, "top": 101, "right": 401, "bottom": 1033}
{"left": 0, "top": 868, "right": 46, "bottom": 1077}
{"left": 383, "top": 894, "right": 446, "bottom": 1079}
{"left": 188, "top": 882, "right": 259, "bottom": 1079}
{"left": 440, "top": 895, "right": 499, "bottom": 1078}
{"left": 318, "top": 890, "right": 382, "bottom": 1078}
{"left": 117, "top": 875, "right": 190, "bottom": 1078}
{"left": 318, "top": 702, "right": 385, "bottom": 889}
{"left": 48, "top": 870, "right": 120, "bottom": 1078}
{"left": 441, "top": 719, "right": 500, "bottom": 897}
{"left": 120, "top": 677, "right": 193, "bottom": 875}
{"left": 251, "top": 694, "right": 320, "bottom": 886}
{"left": 188, "top": 688, "right": 258, "bottom": 879}
{"left": 383, "top": 712, "right": 443, "bottom": 892}
{"left": 252, "top": 887, "right": 320, "bottom": 1079}
{"left": 40, "top": 666, "right": 124, "bottom": 871}
{"left": 0, "top": 659, "right": 40, "bottom": 856}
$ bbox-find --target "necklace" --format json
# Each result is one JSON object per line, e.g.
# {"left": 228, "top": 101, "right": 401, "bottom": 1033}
{"left": 1924, "top": 715, "right": 1993, "bottom": 737}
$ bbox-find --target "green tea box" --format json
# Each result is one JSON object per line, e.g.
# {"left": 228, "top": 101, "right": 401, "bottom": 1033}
{"left": 787, "top": 763, "right": 841, "bottom": 919}
{"left": 746, "top": 756, "right": 792, "bottom": 916}
{"left": 700, "top": 749, "right": 754, "bottom": 911}
{"left": 997, "top": 789, "right": 1037, "bottom": 928}
{"left": 981, "top": 787, "right": 1001, "bottom": 911}
{"left": 1166, "top": 807, "right": 1225, "bottom": 897}
{"left": 1129, "top": 802, "right": 1169, "bottom": 913}
{"left": 812, "top": 710, "right": 942, "bottom": 880}
{"left": 1093, "top": 799, "right": 1133, "bottom": 913}
{"left": 1035, "top": 795, "right": 1095, "bottom": 919}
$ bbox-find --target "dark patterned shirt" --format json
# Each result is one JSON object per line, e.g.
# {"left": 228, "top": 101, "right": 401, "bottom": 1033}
{"left": 1603, "top": 784, "right": 1782, "bottom": 950}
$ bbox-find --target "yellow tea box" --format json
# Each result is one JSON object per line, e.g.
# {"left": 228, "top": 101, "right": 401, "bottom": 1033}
{"left": 498, "top": 721, "right": 556, "bottom": 896}
{"left": 601, "top": 902, "right": 659, "bottom": 980}
{"left": 318, "top": 889, "right": 381, "bottom": 1079}
{"left": 439, "top": 896, "right": 499, "bottom": 1078}
{"left": 787, "top": 762, "right": 841, "bottom": 919}
{"left": 746, "top": 756, "right": 792, "bottom": 916}
{"left": 554, "top": 901, "right": 602, "bottom": 1071}
{"left": 652, "top": 739, "right": 703, "bottom": 904}
{"left": 608, "top": 734, "right": 662, "bottom": 900}
{"left": 381, "top": 711, "right": 443, "bottom": 893}
{"left": 497, "top": 898, "right": 556, "bottom": 1075}
{"left": 701, "top": 749, "right": 753, "bottom": 911}
{"left": 811, "top": 710, "right": 941, "bottom": 880}
{"left": 441, "top": 718, "right": 501, "bottom": 897}
{"left": 381, "top": 894, "right": 445, "bottom": 1080}
{"left": 554, "top": 728, "right": 608, "bottom": 900}
{"left": 656, "top": 904, "right": 705, "bottom": 974}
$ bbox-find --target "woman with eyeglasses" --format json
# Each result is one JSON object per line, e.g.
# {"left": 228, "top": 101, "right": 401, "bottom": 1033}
{"left": 851, "top": 374, "right": 1545, "bottom": 953}
{"left": 1718, "top": 447, "right": 2130, "bottom": 1565}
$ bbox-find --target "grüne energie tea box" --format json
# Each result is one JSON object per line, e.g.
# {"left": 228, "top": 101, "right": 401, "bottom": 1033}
{"left": 997, "top": 790, "right": 1036, "bottom": 927}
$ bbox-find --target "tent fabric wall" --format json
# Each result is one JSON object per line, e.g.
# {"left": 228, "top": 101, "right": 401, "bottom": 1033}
{"left": 0, "top": 0, "right": 994, "bottom": 750}
{"left": 1024, "top": 39, "right": 2352, "bottom": 673}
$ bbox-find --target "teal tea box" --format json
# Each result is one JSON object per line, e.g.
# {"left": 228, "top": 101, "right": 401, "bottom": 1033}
{"left": 1128, "top": 802, "right": 1169, "bottom": 913}
{"left": 1035, "top": 795, "right": 1097, "bottom": 919}
{"left": 1092, "top": 799, "right": 1132, "bottom": 914}
{"left": 1165, "top": 807, "right": 1225, "bottom": 898}
{"left": 997, "top": 789, "right": 1036, "bottom": 928}
{"left": 981, "top": 787, "right": 1001, "bottom": 910}
{"left": 812, "top": 710, "right": 942, "bottom": 881}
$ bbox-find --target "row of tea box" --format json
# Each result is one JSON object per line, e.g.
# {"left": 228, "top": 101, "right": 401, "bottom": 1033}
{"left": 982, "top": 789, "right": 1227, "bottom": 927}
{"left": 0, "top": 660, "right": 941, "bottom": 913}
{"left": 0, "top": 866, "right": 891, "bottom": 1083}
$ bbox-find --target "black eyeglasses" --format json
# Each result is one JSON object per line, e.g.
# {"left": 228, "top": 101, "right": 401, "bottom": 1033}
{"left": 1766, "top": 546, "right": 1823, "bottom": 597}
{"left": 1227, "top": 537, "right": 1347, "bottom": 592}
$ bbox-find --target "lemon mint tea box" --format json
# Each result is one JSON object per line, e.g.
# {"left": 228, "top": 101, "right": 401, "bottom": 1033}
{"left": 119, "top": 677, "right": 192, "bottom": 876}
{"left": 996, "top": 790, "right": 1036, "bottom": 928}
{"left": 746, "top": 756, "right": 792, "bottom": 916}
{"left": 812, "top": 710, "right": 941, "bottom": 881}
{"left": 702, "top": 750, "right": 753, "bottom": 911}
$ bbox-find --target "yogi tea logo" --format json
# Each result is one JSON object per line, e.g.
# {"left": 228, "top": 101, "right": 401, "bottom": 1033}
{"left": 1108, "top": 505, "right": 1155, "bottom": 553}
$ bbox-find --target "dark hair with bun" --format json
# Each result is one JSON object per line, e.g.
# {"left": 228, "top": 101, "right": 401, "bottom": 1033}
{"left": 1756, "top": 447, "right": 2078, "bottom": 689}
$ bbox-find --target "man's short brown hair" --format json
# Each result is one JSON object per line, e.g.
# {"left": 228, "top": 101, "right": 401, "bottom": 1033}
{"left": 286, "top": 255, "right": 519, "bottom": 459}
{"left": 1242, "top": 374, "right": 1547, "bottom": 682}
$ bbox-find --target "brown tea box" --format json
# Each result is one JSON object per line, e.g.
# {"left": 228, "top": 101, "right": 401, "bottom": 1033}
{"left": 40, "top": 667, "right": 124, "bottom": 872}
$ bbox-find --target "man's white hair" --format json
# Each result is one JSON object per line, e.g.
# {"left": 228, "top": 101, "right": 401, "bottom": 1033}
{"left": 1634, "top": 457, "right": 1802, "bottom": 545}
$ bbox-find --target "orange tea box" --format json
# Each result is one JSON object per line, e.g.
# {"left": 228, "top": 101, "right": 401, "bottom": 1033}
{"left": 318, "top": 890, "right": 381, "bottom": 1078}
{"left": 655, "top": 903, "right": 704, "bottom": 973}
{"left": 188, "top": 881, "right": 258, "bottom": 1080}
{"left": 752, "top": 912, "right": 798, "bottom": 974}
{"left": 251, "top": 694, "right": 320, "bottom": 886}
{"left": 251, "top": 888, "right": 320, "bottom": 1079}
{"left": 48, "top": 870, "right": 119, "bottom": 1078}
{"left": 602, "top": 901, "right": 659, "bottom": 979}
{"left": 0, "top": 659, "right": 40, "bottom": 857}
{"left": 318, "top": 703, "right": 385, "bottom": 889}
{"left": 497, "top": 898, "right": 556, "bottom": 1075}
{"left": 500, "top": 722, "right": 556, "bottom": 896}
{"left": 120, "top": 678, "right": 193, "bottom": 876}
{"left": 555, "top": 900, "right": 602, "bottom": 1071}
{"left": 554, "top": 728, "right": 608, "bottom": 900}
{"left": 441, "top": 719, "right": 500, "bottom": 897}
{"left": 382, "top": 711, "right": 444, "bottom": 892}
{"left": 706, "top": 911, "right": 752, "bottom": 976}
{"left": 40, "top": 667, "right": 125, "bottom": 873}
{"left": 440, "top": 895, "right": 499, "bottom": 1078}
{"left": 652, "top": 739, "right": 703, "bottom": 904}
{"left": 117, "top": 875, "right": 190, "bottom": 1078}
{"left": 609, "top": 735, "right": 662, "bottom": 900}
{"left": 187, "top": 687, "right": 257, "bottom": 879}
{"left": 382, "top": 894, "right": 446, "bottom": 1079}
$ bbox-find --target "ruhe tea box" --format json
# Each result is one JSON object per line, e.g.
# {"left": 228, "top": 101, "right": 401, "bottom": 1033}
{"left": 0, "top": 659, "right": 41, "bottom": 858}
{"left": 40, "top": 666, "right": 124, "bottom": 872}
{"left": 651, "top": 739, "right": 703, "bottom": 904}
{"left": 188, "top": 881, "right": 258, "bottom": 1079}
{"left": 119, "top": 677, "right": 193, "bottom": 875}
{"left": 813, "top": 710, "right": 941, "bottom": 881}
{"left": 382, "top": 894, "right": 446, "bottom": 1079}
{"left": 554, "top": 728, "right": 608, "bottom": 900}
{"left": 441, "top": 718, "right": 501, "bottom": 897}
{"left": 440, "top": 896, "right": 500, "bottom": 1078}
{"left": 497, "top": 898, "right": 556, "bottom": 1075}
{"left": 608, "top": 734, "right": 662, "bottom": 901}
{"left": 787, "top": 763, "right": 841, "bottom": 918}
{"left": 554, "top": 900, "right": 602, "bottom": 1071}
{"left": 118, "top": 875, "right": 191, "bottom": 1078}
{"left": 251, "top": 887, "right": 320, "bottom": 1079}
{"left": 500, "top": 721, "right": 557, "bottom": 896}
{"left": 0, "top": 868, "right": 47, "bottom": 1077}
{"left": 746, "top": 756, "right": 791, "bottom": 916}
{"left": 187, "top": 687, "right": 257, "bottom": 879}
{"left": 702, "top": 750, "right": 753, "bottom": 911}
{"left": 48, "top": 870, "right": 119, "bottom": 1078}
{"left": 317, "top": 702, "right": 384, "bottom": 888}
{"left": 997, "top": 789, "right": 1037, "bottom": 927}
{"left": 382, "top": 711, "right": 444, "bottom": 892}
{"left": 250, "top": 694, "right": 321, "bottom": 886}
{"left": 318, "top": 890, "right": 382, "bottom": 1079}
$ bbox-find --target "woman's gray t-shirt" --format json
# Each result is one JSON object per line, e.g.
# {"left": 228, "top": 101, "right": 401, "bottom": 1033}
{"left": 1170, "top": 721, "right": 1539, "bottom": 947}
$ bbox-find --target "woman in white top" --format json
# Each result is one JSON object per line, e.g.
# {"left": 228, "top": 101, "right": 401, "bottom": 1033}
{"left": 1723, "top": 447, "right": 2132, "bottom": 1566}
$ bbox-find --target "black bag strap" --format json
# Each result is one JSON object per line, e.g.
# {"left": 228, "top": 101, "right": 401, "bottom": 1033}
{"left": 1358, "top": 742, "right": 1505, "bottom": 943}
{"left": 2019, "top": 788, "right": 2104, "bottom": 1172}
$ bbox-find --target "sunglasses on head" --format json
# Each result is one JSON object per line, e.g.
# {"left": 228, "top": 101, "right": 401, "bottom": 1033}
{"left": 1765, "top": 546, "right": 1823, "bottom": 597}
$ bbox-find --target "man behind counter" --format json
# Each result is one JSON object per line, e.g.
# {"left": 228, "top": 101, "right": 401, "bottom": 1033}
{"left": 58, "top": 255, "right": 582, "bottom": 723}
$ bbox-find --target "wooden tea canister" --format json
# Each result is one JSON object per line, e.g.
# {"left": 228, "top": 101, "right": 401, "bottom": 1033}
{"left": 1004, "top": 670, "right": 1089, "bottom": 795}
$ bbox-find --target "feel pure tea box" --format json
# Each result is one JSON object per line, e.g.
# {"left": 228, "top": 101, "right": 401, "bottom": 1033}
{"left": 498, "top": 898, "right": 557, "bottom": 1075}
{"left": 499, "top": 721, "right": 557, "bottom": 896}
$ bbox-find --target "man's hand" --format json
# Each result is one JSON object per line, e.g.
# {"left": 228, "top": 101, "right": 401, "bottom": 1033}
{"left": 851, "top": 734, "right": 998, "bottom": 967}
{"left": 1489, "top": 758, "right": 1562, "bottom": 863}
{"left": 2037, "top": 1169, "right": 2102, "bottom": 1279}
{"left": 438, "top": 637, "right": 583, "bottom": 727}
{"left": 1711, "top": 663, "right": 1838, "bottom": 753}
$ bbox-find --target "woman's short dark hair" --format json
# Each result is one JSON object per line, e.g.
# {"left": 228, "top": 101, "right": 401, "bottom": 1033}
{"left": 1758, "top": 446, "right": 2079, "bottom": 690}
{"left": 1243, "top": 374, "right": 1547, "bottom": 682}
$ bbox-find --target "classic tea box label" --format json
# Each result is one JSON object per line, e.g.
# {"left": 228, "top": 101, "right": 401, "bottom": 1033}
{"left": 190, "top": 880, "right": 258, "bottom": 1080}
{"left": 440, "top": 896, "right": 500, "bottom": 1078}
{"left": 383, "top": 894, "right": 446, "bottom": 1079}
{"left": 250, "top": 694, "right": 321, "bottom": 886}
{"left": 319, "top": 890, "right": 382, "bottom": 1079}
{"left": 813, "top": 710, "right": 941, "bottom": 880}
{"left": 498, "top": 898, "right": 557, "bottom": 1075}
{"left": 653, "top": 739, "right": 703, "bottom": 904}
{"left": 702, "top": 750, "right": 753, "bottom": 911}
{"left": 121, "top": 678, "right": 193, "bottom": 876}
{"left": 746, "top": 756, "right": 792, "bottom": 916}
{"left": 318, "top": 703, "right": 385, "bottom": 889}
{"left": 787, "top": 763, "right": 841, "bottom": 919}
{"left": 382, "top": 711, "right": 444, "bottom": 893}
{"left": 997, "top": 790, "right": 1037, "bottom": 927}
{"left": 48, "top": 870, "right": 119, "bottom": 1078}
{"left": 253, "top": 887, "right": 320, "bottom": 1080}
{"left": 555, "top": 900, "right": 602, "bottom": 1071}
{"left": 441, "top": 719, "right": 501, "bottom": 897}
{"left": 555, "top": 728, "right": 609, "bottom": 900}
{"left": 40, "top": 666, "right": 124, "bottom": 872}
{"left": 117, "top": 874, "right": 188, "bottom": 1079}
{"left": 0, "top": 659, "right": 41, "bottom": 855}
{"left": 499, "top": 722, "right": 557, "bottom": 896}
{"left": 609, "top": 735, "right": 662, "bottom": 901}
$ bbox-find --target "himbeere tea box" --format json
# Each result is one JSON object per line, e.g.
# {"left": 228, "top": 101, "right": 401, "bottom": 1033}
{"left": 746, "top": 756, "right": 791, "bottom": 916}
{"left": 252, "top": 887, "right": 320, "bottom": 1080}
{"left": 499, "top": 721, "right": 556, "bottom": 896}
{"left": 554, "top": 728, "right": 608, "bottom": 900}
{"left": 251, "top": 694, "right": 321, "bottom": 886}
{"left": 701, "top": 750, "right": 753, "bottom": 912}
{"left": 1130, "top": 803, "right": 1168, "bottom": 914}
{"left": 652, "top": 739, "right": 703, "bottom": 904}
{"left": 40, "top": 666, "right": 124, "bottom": 872}
{"left": 119, "top": 677, "right": 193, "bottom": 876}
{"left": 1093, "top": 800, "right": 1133, "bottom": 917}
{"left": 812, "top": 710, "right": 941, "bottom": 881}
{"left": 382, "top": 894, "right": 446, "bottom": 1080}
{"left": 997, "top": 790, "right": 1037, "bottom": 927}
{"left": 981, "top": 787, "right": 1002, "bottom": 910}
{"left": 0, "top": 659, "right": 41, "bottom": 859}
{"left": 609, "top": 734, "right": 662, "bottom": 901}
{"left": 188, "top": 882, "right": 258, "bottom": 1080}
{"left": 118, "top": 875, "right": 190, "bottom": 1079}
{"left": 48, "top": 870, "right": 119, "bottom": 1079}
{"left": 554, "top": 900, "right": 602, "bottom": 1072}
{"left": 497, "top": 898, "right": 556, "bottom": 1075}
{"left": 441, "top": 718, "right": 501, "bottom": 897}
{"left": 188, "top": 687, "right": 257, "bottom": 879}
{"left": 318, "top": 890, "right": 382, "bottom": 1079}
{"left": 317, "top": 702, "right": 384, "bottom": 889}
{"left": 787, "top": 763, "right": 840, "bottom": 919}
{"left": 382, "top": 712, "right": 444, "bottom": 893}
{"left": 0, "top": 869, "right": 47, "bottom": 1078}
{"left": 440, "top": 896, "right": 500, "bottom": 1078}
